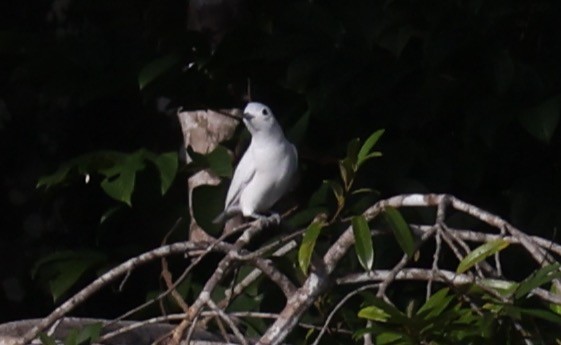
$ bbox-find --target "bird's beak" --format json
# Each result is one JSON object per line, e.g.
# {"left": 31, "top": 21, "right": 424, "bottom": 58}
{"left": 243, "top": 112, "right": 254, "bottom": 120}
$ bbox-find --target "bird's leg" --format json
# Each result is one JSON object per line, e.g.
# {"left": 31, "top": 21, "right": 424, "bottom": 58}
{"left": 248, "top": 213, "right": 281, "bottom": 227}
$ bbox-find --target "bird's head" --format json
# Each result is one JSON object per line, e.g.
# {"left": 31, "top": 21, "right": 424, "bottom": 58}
{"left": 242, "top": 102, "right": 282, "bottom": 136}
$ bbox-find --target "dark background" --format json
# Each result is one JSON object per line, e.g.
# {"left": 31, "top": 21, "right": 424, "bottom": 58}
{"left": 1, "top": 0, "right": 561, "bottom": 324}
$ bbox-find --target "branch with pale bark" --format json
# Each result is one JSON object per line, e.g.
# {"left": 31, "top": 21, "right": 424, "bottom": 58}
{"left": 10, "top": 194, "right": 561, "bottom": 345}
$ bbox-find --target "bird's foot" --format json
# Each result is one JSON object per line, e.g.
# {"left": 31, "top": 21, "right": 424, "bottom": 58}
{"left": 250, "top": 213, "right": 281, "bottom": 227}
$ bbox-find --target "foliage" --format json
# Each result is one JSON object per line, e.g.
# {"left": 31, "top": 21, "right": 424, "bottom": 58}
{"left": 2, "top": 0, "right": 561, "bottom": 343}
{"left": 356, "top": 286, "right": 561, "bottom": 344}
{"left": 456, "top": 239, "right": 510, "bottom": 274}
{"left": 40, "top": 322, "right": 102, "bottom": 345}
{"left": 37, "top": 150, "right": 178, "bottom": 206}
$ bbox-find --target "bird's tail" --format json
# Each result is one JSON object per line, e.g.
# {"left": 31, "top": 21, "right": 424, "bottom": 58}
{"left": 212, "top": 206, "right": 241, "bottom": 224}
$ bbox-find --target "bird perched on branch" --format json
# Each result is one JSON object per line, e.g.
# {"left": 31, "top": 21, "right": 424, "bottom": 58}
{"left": 213, "top": 102, "right": 298, "bottom": 224}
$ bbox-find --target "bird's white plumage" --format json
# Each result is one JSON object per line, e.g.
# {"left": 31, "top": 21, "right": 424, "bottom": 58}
{"left": 215, "top": 102, "right": 298, "bottom": 223}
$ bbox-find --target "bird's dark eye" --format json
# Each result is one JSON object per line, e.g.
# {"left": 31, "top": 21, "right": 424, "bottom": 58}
{"left": 262, "top": 108, "right": 269, "bottom": 116}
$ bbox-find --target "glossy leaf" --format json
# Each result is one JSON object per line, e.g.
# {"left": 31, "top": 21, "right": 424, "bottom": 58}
{"left": 353, "top": 325, "right": 403, "bottom": 343}
{"left": 100, "top": 168, "right": 137, "bottom": 206}
{"left": 549, "top": 283, "right": 561, "bottom": 316}
{"left": 37, "top": 150, "right": 174, "bottom": 205}
{"left": 519, "top": 307, "right": 561, "bottom": 324}
{"left": 479, "top": 278, "right": 518, "bottom": 296}
{"left": 206, "top": 145, "right": 233, "bottom": 178}
{"left": 416, "top": 288, "right": 453, "bottom": 319}
{"left": 32, "top": 251, "right": 106, "bottom": 302}
{"left": 339, "top": 158, "right": 354, "bottom": 188}
{"left": 456, "top": 239, "right": 509, "bottom": 274}
{"left": 346, "top": 137, "right": 361, "bottom": 167}
{"left": 100, "top": 151, "right": 146, "bottom": 206}
{"left": 36, "top": 164, "right": 72, "bottom": 188}
{"left": 360, "top": 151, "right": 383, "bottom": 163}
{"left": 352, "top": 215, "right": 374, "bottom": 271}
{"left": 351, "top": 188, "right": 376, "bottom": 195}
{"left": 514, "top": 263, "right": 561, "bottom": 299}
{"left": 358, "top": 305, "right": 391, "bottom": 322}
{"left": 374, "top": 332, "right": 405, "bottom": 345}
{"left": 324, "top": 179, "right": 345, "bottom": 208}
{"left": 138, "top": 54, "right": 180, "bottom": 90}
{"left": 383, "top": 207, "right": 415, "bottom": 257}
{"left": 47, "top": 264, "right": 85, "bottom": 302}
{"left": 99, "top": 205, "right": 124, "bottom": 224}
{"left": 286, "top": 207, "right": 328, "bottom": 228}
{"left": 151, "top": 151, "right": 178, "bottom": 194}
{"left": 358, "top": 129, "right": 385, "bottom": 166}
{"left": 357, "top": 298, "right": 409, "bottom": 324}
{"left": 298, "top": 221, "right": 324, "bottom": 274}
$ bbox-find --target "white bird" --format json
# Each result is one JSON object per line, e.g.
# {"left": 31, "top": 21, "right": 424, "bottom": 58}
{"left": 213, "top": 102, "right": 298, "bottom": 224}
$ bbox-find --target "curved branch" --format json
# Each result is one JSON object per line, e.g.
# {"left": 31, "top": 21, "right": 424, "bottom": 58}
{"left": 17, "top": 242, "right": 203, "bottom": 345}
{"left": 336, "top": 268, "right": 561, "bottom": 304}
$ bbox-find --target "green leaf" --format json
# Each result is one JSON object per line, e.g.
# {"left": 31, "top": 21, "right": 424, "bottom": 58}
{"left": 100, "top": 151, "right": 145, "bottom": 206}
{"left": 346, "top": 137, "right": 361, "bottom": 167}
{"left": 32, "top": 250, "right": 106, "bottom": 302}
{"left": 358, "top": 306, "right": 391, "bottom": 322}
{"left": 375, "top": 332, "right": 406, "bottom": 345}
{"left": 518, "top": 95, "right": 561, "bottom": 144}
{"left": 324, "top": 179, "right": 345, "bottom": 208}
{"left": 479, "top": 278, "right": 518, "bottom": 296}
{"left": 519, "top": 307, "right": 561, "bottom": 324}
{"left": 361, "top": 151, "right": 383, "bottom": 162}
{"left": 339, "top": 158, "right": 354, "bottom": 188}
{"left": 64, "top": 329, "right": 78, "bottom": 345}
{"left": 37, "top": 150, "right": 174, "bottom": 206}
{"left": 359, "top": 298, "right": 410, "bottom": 324}
{"left": 514, "top": 263, "right": 561, "bottom": 299}
{"left": 39, "top": 333, "right": 57, "bottom": 345}
{"left": 99, "top": 205, "right": 124, "bottom": 224}
{"left": 286, "top": 207, "right": 328, "bottom": 228}
{"left": 383, "top": 207, "right": 415, "bottom": 257}
{"left": 48, "top": 262, "right": 94, "bottom": 302}
{"left": 308, "top": 183, "right": 331, "bottom": 207}
{"left": 76, "top": 322, "right": 102, "bottom": 344}
{"left": 36, "top": 151, "right": 124, "bottom": 190}
{"left": 352, "top": 215, "right": 374, "bottom": 271}
{"left": 549, "top": 283, "right": 561, "bottom": 316}
{"left": 206, "top": 145, "right": 233, "bottom": 178}
{"left": 456, "top": 239, "right": 510, "bottom": 274}
{"left": 37, "top": 164, "right": 72, "bottom": 188}
{"left": 351, "top": 188, "right": 376, "bottom": 195}
{"left": 151, "top": 151, "right": 178, "bottom": 194}
{"left": 138, "top": 54, "right": 180, "bottom": 90}
{"left": 358, "top": 129, "right": 385, "bottom": 165}
{"left": 353, "top": 325, "right": 403, "bottom": 343}
{"left": 416, "top": 288, "right": 453, "bottom": 319}
{"left": 298, "top": 221, "right": 324, "bottom": 274}
{"left": 100, "top": 169, "right": 136, "bottom": 206}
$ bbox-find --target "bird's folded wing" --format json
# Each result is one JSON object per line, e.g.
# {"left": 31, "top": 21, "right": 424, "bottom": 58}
{"left": 224, "top": 148, "right": 256, "bottom": 210}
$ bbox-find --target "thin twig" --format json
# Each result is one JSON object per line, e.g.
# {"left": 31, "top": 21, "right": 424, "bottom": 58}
{"left": 18, "top": 242, "right": 202, "bottom": 345}
{"left": 111, "top": 221, "right": 253, "bottom": 326}
{"left": 207, "top": 299, "right": 249, "bottom": 345}
{"left": 311, "top": 284, "right": 379, "bottom": 345}
{"left": 336, "top": 268, "right": 561, "bottom": 304}
{"left": 427, "top": 228, "right": 442, "bottom": 301}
